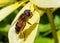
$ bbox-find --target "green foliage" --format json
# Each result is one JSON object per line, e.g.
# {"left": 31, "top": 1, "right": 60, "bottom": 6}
{"left": 34, "top": 8, "right": 60, "bottom": 43}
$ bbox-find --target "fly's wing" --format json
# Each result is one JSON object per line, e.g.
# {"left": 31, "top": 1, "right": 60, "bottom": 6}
{"left": 19, "top": 20, "right": 26, "bottom": 32}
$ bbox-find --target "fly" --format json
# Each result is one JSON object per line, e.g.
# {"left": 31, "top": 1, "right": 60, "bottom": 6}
{"left": 15, "top": 10, "right": 33, "bottom": 34}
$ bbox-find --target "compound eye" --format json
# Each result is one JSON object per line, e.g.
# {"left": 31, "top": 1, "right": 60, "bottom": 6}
{"left": 24, "top": 10, "right": 30, "bottom": 16}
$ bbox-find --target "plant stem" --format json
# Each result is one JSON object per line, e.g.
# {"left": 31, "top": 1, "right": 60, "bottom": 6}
{"left": 46, "top": 8, "right": 58, "bottom": 43}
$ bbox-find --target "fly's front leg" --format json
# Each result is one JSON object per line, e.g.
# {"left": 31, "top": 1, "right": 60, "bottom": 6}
{"left": 27, "top": 22, "right": 31, "bottom": 25}
{"left": 27, "top": 22, "right": 39, "bottom": 25}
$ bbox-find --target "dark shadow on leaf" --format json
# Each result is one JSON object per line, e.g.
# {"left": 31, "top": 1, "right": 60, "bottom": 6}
{"left": 40, "top": 13, "right": 49, "bottom": 24}
{"left": 53, "top": 8, "right": 60, "bottom": 18}
{"left": 0, "top": 31, "right": 8, "bottom": 43}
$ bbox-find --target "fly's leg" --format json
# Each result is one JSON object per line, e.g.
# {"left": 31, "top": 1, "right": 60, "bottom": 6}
{"left": 27, "top": 22, "right": 31, "bottom": 25}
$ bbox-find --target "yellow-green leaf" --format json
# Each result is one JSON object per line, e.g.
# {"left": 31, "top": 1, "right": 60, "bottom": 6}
{"left": 0, "top": 0, "right": 14, "bottom": 7}
{"left": 0, "top": 1, "right": 26, "bottom": 21}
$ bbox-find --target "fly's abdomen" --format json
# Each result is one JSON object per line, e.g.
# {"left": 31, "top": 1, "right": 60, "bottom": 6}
{"left": 15, "top": 23, "right": 20, "bottom": 34}
{"left": 15, "top": 20, "right": 26, "bottom": 34}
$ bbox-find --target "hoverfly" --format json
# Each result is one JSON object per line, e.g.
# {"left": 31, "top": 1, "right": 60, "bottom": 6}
{"left": 15, "top": 10, "right": 33, "bottom": 34}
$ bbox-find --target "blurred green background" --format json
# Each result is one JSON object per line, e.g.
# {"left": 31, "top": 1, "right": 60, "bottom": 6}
{"left": 0, "top": 0, "right": 60, "bottom": 43}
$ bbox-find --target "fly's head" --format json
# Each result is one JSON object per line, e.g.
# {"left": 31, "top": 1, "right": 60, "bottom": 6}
{"left": 24, "top": 10, "right": 33, "bottom": 18}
